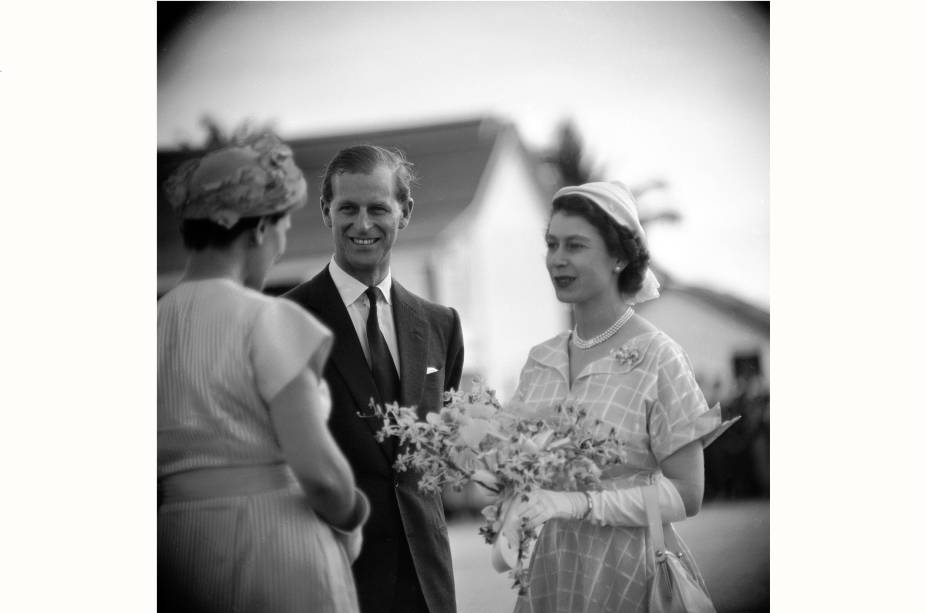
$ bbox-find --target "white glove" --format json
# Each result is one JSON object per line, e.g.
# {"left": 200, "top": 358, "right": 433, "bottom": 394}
{"left": 517, "top": 489, "right": 589, "bottom": 531}
{"left": 515, "top": 474, "right": 687, "bottom": 531}
{"left": 588, "top": 473, "right": 687, "bottom": 527}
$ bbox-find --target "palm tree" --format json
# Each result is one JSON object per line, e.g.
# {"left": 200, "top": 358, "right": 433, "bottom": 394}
{"left": 543, "top": 119, "right": 681, "bottom": 231}
{"left": 548, "top": 120, "right": 599, "bottom": 187}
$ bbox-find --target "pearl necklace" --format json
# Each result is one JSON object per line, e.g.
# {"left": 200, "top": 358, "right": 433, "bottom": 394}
{"left": 571, "top": 308, "right": 635, "bottom": 350}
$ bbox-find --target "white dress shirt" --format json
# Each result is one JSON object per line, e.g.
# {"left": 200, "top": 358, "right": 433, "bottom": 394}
{"left": 328, "top": 257, "right": 401, "bottom": 375}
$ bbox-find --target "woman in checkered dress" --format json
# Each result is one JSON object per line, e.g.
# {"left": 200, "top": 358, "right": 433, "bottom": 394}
{"left": 508, "top": 182, "right": 732, "bottom": 613}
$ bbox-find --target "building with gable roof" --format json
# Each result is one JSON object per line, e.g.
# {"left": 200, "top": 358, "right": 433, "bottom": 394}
{"left": 636, "top": 267, "right": 770, "bottom": 401}
{"left": 158, "top": 117, "right": 569, "bottom": 400}
{"left": 158, "top": 116, "right": 768, "bottom": 404}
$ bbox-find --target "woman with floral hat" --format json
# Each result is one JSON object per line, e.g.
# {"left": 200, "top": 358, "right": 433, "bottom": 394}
{"left": 507, "top": 181, "right": 735, "bottom": 612}
{"left": 157, "top": 134, "right": 368, "bottom": 612}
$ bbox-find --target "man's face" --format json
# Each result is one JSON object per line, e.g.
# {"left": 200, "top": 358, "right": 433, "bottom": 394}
{"left": 322, "top": 164, "right": 413, "bottom": 286}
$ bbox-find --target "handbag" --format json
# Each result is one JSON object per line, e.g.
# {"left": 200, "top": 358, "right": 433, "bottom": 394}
{"left": 643, "top": 485, "right": 717, "bottom": 613}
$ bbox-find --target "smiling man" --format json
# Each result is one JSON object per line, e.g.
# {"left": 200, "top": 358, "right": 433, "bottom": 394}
{"left": 285, "top": 145, "right": 464, "bottom": 613}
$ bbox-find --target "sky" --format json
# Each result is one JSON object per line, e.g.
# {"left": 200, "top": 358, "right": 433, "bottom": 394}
{"left": 158, "top": 1, "right": 769, "bottom": 307}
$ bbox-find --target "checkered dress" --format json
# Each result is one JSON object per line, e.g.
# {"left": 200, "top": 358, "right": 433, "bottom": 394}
{"left": 511, "top": 330, "right": 719, "bottom": 613}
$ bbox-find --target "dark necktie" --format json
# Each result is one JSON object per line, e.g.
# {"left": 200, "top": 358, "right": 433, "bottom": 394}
{"left": 365, "top": 287, "right": 401, "bottom": 406}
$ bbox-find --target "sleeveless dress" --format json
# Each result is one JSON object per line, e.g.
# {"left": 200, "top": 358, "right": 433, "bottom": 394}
{"left": 510, "top": 330, "right": 725, "bottom": 613}
{"left": 158, "top": 279, "right": 360, "bottom": 613}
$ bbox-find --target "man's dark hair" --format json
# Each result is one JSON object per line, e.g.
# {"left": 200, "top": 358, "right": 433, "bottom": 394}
{"left": 320, "top": 144, "right": 417, "bottom": 206}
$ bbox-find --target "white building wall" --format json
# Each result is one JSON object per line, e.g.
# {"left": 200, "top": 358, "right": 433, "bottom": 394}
{"left": 428, "top": 228, "right": 482, "bottom": 379}
{"left": 433, "top": 131, "right": 568, "bottom": 401}
{"left": 158, "top": 135, "right": 568, "bottom": 405}
{"left": 636, "top": 291, "right": 769, "bottom": 397}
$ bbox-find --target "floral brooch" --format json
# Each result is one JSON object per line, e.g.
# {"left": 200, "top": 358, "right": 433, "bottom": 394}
{"left": 609, "top": 345, "right": 641, "bottom": 367}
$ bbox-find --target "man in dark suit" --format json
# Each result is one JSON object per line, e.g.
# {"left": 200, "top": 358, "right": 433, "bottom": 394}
{"left": 285, "top": 145, "right": 463, "bottom": 613}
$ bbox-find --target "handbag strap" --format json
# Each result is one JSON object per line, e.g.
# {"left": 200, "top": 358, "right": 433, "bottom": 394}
{"left": 643, "top": 484, "right": 685, "bottom": 555}
{"left": 642, "top": 484, "right": 667, "bottom": 554}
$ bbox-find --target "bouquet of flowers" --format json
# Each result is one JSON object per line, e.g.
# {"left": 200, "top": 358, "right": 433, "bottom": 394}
{"left": 373, "top": 379, "right": 626, "bottom": 593}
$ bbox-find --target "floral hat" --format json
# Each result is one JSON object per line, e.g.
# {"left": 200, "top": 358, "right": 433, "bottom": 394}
{"left": 553, "top": 180, "right": 661, "bottom": 304}
{"left": 163, "top": 133, "right": 308, "bottom": 228}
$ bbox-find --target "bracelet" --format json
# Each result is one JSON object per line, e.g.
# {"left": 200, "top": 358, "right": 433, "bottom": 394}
{"left": 581, "top": 491, "right": 594, "bottom": 520}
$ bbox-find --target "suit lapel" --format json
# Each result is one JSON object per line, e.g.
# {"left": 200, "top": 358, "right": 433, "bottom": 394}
{"left": 392, "top": 281, "right": 430, "bottom": 420}
{"left": 305, "top": 269, "right": 395, "bottom": 461}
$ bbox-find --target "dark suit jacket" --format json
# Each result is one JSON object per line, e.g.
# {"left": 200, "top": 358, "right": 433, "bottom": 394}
{"left": 285, "top": 266, "right": 463, "bottom": 613}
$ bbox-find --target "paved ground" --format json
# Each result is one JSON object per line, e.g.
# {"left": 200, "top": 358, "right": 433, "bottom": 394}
{"left": 447, "top": 498, "right": 769, "bottom": 613}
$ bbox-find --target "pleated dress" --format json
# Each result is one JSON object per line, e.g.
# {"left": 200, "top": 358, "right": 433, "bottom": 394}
{"left": 510, "top": 330, "right": 725, "bottom": 613}
{"left": 158, "top": 279, "right": 359, "bottom": 613}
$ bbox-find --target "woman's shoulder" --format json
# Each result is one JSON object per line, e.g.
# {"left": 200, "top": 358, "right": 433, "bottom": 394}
{"left": 214, "top": 282, "right": 284, "bottom": 324}
{"left": 254, "top": 292, "right": 330, "bottom": 335}
{"left": 634, "top": 328, "right": 680, "bottom": 354}
{"left": 158, "top": 278, "right": 262, "bottom": 318}
{"left": 161, "top": 278, "right": 260, "bottom": 301}
{"left": 628, "top": 328, "right": 697, "bottom": 376}
{"left": 601, "top": 327, "right": 688, "bottom": 372}
{"left": 162, "top": 280, "right": 327, "bottom": 332}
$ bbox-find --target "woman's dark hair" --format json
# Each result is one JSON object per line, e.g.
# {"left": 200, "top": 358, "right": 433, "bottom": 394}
{"left": 180, "top": 211, "right": 288, "bottom": 251}
{"left": 551, "top": 194, "right": 650, "bottom": 297}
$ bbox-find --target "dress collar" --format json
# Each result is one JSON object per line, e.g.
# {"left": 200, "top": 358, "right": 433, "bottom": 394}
{"left": 329, "top": 257, "right": 393, "bottom": 306}
{"left": 527, "top": 332, "right": 571, "bottom": 382}
{"left": 527, "top": 330, "right": 663, "bottom": 382}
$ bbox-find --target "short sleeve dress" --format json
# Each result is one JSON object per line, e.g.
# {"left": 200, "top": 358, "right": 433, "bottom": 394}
{"left": 510, "top": 330, "right": 726, "bottom": 613}
{"left": 157, "top": 279, "right": 359, "bottom": 613}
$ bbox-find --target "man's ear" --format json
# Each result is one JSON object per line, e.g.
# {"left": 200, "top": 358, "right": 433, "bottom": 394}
{"left": 398, "top": 198, "right": 414, "bottom": 230}
{"left": 320, "top": 198, "right": 333, "bottom": 228}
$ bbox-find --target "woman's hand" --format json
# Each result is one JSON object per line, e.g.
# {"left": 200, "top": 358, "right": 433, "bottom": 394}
{"left": 335, "top": 527, "right": 364, "bottom": 562}
{"left": 517, "top": 490, "right": 587, "bottom": 530}
{"left": 327, "top": 489, "right": 369, "bottom": 562}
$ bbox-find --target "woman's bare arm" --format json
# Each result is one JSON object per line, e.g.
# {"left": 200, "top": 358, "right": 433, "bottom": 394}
{"left": 268, "top": 369, "right": 360, "bottom": 530}
{"left": 660, "top": 440, "right": 705, "bottom": 517}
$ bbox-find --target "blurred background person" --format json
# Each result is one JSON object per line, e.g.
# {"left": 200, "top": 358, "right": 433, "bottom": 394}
{"left": 704, "top": 370, "right": 770, "bottom": 500}
{"left": 158, "top": 134, "right": 368, "bottom": 612}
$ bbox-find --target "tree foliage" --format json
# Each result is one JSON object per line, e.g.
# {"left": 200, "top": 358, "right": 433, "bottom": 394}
{"left": 544, "top": 119, "right": 680, "bottom": 229}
